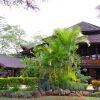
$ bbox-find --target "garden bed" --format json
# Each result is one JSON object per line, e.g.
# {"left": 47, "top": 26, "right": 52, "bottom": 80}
{"left": 0, "top": 77, "right": 99, "bottom": 98}
{"left": 0, "top": 89, "right": 92, "bottom": 98}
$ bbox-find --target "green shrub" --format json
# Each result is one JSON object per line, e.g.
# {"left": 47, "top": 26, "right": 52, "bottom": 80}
{"left": 65, "top": 80, "right": 88, "bottom": 91}
{"left": 0, "top": 78, "right": 8, "bottom": 90}
{"left": 0, "top": 77, "right": 37, "bottom": 91}
{"left": 73, "top": 67, "right": 90, "bottom": 83}
{"left": 92, "top": 92, "right": 100, "bottom": 97}
{"left": 21, "top": 77, "right": 38, "bottom": 89}
{"left": 8, "top": 77, "right": 20, "bottom": 91}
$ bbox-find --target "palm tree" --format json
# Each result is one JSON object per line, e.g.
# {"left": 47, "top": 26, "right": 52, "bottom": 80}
{"left": 36, "top": 26, "right": 90, "bottom": 88}
{"left": 23, "top": 25, "right": 90, "bottom": 89}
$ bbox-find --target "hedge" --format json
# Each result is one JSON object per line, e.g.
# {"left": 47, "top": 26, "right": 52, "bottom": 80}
{"left": 0, "top": 77, "right": 37, "bottom": 90}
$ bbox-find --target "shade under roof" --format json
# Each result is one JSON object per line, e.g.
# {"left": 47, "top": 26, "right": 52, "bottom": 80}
{"left": 88, "top": 34, "right": 100, "bottom": 43}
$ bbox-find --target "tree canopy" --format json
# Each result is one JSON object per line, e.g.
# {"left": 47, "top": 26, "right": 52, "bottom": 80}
{"left": 0, "top": 16, "right": 27, "bottom": 54}
{"left": 0, "top": 0, "right": 44, "bottom": 10}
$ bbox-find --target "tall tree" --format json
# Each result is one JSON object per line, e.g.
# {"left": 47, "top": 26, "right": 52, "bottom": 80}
{"left": 0, "top": 16, "right": 27, "bottom": 54}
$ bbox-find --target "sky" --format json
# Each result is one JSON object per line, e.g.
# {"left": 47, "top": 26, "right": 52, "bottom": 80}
{"left": 0, "top": 0, "right": 100, "bottom": 40}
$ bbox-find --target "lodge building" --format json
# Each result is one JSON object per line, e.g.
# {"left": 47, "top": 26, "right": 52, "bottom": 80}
{"left": 0, "top": 21, "right": 100, "bottom": 79}
{"left": 76, "top": 22, "right": 100, "bottom": 79}
{"left": 21, "top": 21, "right": 100, "bottom": 79}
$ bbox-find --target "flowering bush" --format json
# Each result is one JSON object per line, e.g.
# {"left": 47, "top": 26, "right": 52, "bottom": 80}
{"left": 92, "top": 79, "right": 100, "bottom": 88}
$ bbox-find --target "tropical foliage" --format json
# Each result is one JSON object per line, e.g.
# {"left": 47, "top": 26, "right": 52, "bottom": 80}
{"left": 22, "top": 57, "right": 42, "bottom": 77}
{"left": 23, "top": 26, "right": 90, "bottom": 90}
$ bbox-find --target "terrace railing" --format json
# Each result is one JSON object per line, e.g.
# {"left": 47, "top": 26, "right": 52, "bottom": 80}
{"left": 80, "top": 54, "right": 100, "bottom": 68}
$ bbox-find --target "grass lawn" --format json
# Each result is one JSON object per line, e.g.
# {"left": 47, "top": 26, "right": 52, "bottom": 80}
{"left": 0, "top": 96, "right": 99, "bottom": 100}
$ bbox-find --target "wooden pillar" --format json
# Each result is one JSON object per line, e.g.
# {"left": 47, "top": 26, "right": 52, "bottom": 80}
{"left": 13, "top": 69, "right": 20, "bottom": 77}
{"left": 13, "top": 69, "right": 17, "bottom": 76}
{"left": 96, "top": 47, "right": 98, "bottom": 59}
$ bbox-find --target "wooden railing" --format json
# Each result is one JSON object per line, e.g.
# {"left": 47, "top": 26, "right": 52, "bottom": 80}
{"left": 81, "top": 59, "right": 100, "bottom": 64}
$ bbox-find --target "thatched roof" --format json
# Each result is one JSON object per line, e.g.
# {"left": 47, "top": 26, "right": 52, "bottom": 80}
{"left": 88, "top": 34, "right": 100, "bottom": 43}
{"left": 72, "top": 21, "right": 100, "bottom": 43}
{"left": 20, "top": 43, "right": 48, "bottom": 57}
{"left": 75, "top": 21, "right": 100, "bottom": 33}
{"left": 20, "top": 44, "right": 35, "bottom": 57}
{"left": 0, "top": 54, "right": 24, "bottom": 69}
{"left": 20, "top": 44, "right": 33, "bottom": 51}
{"left": 79, "top": 21, "right": 100, "bottom": 31}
